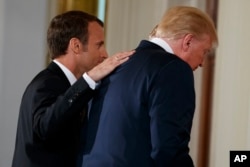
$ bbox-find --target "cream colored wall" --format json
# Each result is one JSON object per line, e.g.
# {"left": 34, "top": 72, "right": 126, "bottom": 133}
{"left": 0, "top": 0, "right": 48, "bottom": 166}
{"left": 209, "top": 0, "right": 250, "bottom": 167}
{"left": 0, "top": 1, "right": 5, "bottom": 167}
{"left": 105, "top": 0, "right": 206, "bottom": 166}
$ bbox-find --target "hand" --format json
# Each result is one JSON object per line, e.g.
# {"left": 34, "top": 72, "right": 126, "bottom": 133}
{"left": 87, "top": 50, "right": 135, "bottom": 81}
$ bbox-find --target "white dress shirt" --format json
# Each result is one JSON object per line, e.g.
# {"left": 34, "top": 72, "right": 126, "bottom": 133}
{"left": 149, "top": 37, "right": 174, "bottom": 54}
{"left": 53, "top": 60, "right": 98, "bottom": 89}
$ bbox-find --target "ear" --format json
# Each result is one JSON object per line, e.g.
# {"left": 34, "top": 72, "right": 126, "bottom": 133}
{"left": 69, "top": 38, "right": 81, "bottom": 54}
{"left": 182, "top": 34, "right": 193, "bottom": 51}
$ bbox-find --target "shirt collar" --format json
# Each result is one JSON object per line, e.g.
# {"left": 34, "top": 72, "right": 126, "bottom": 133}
{"left": 53, "top": 60, "right": 77, "bottom": 85}
{"left": 149, "top": 37, "right": 174, "bottom": 54}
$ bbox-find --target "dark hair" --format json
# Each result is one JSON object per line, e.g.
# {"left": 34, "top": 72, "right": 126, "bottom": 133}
{"left": 47, "top": 10, "right": 104, "bottom": 59}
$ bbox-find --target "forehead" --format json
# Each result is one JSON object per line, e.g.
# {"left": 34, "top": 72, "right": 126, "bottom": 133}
{"left": 88, "top": 21, "right": 104, "bottom": 38}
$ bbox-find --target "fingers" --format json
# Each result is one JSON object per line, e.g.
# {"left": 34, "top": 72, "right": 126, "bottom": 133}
{"left": 116, "top": 56, "right": 129, "bottom": 64}
{"left": 87, "top": 50, "right": 135, "bottom": 82}
{"left": 113, "top": 50, "right": 135, "bottom": 63}
{"left": 114, "top": 50, "right": 135, "bottom": 59}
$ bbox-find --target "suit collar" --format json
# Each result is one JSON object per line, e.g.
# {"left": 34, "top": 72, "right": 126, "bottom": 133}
{"left": 53, "top": 60, "right": 77, "bottom": 85}
{"left": 137, "top": 40, "right": 166, "bottom": 51}
{"left": 47, "top": 61, "right": 71, "bottom": 86}
{"left": 149, "top": 38, "right": 174, "bottom": 54}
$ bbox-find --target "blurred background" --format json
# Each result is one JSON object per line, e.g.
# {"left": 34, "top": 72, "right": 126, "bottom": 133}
{"left": 0, "top": 0, "right": 249, "bottom": 167}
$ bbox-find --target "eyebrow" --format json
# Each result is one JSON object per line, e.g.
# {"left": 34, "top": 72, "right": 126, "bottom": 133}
{"left": 96, "top": 41, "right": 105, "bottom": 46}
{"left": 96, "top": 41, "right": 104, "bottom": 45}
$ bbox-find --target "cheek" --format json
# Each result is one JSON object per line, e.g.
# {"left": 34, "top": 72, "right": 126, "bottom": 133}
{"left": 86, "top": 48, "right": 96, "bottom": 58}
{"left": 190, "top": 50, "right": 203, "bottom": 66}
{"left": 194, "top": 48, "right": 204, "bottom": 59}
{"left": 89, "top": 50, "right": 102, "bottom": 65}
{"left": 194, "top": 51, "right": 205, "bottom": 66}
{"left": 200, "top": 50, "right": 206, "bottom": 60}
{"left": 194, "top": 53, "right": 203, "bottom": 64}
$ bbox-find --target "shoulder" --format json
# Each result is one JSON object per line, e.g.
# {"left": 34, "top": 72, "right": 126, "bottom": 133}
{"left": 23, "top": 65, "right": 70, "bottom": 97}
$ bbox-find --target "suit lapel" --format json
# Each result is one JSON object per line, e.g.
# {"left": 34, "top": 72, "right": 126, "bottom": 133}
{"left": 47, "top": 61, "right": 71, "bottom": 87}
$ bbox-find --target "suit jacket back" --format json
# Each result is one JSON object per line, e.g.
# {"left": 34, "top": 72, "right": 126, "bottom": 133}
{"left": 82, "top": 40, "right": 195, "bottom": 167}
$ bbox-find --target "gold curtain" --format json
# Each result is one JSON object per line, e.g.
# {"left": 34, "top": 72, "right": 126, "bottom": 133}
{"left": 56, "top": 0, "right": 99, "bottom": 16}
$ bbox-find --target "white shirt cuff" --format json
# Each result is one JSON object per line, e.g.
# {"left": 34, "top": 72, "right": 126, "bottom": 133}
{"left": 83, "top": 73, "right": 99, "bottom": 90}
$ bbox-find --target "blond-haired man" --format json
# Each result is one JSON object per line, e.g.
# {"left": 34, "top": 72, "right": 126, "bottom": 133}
{"left": 81, "top": 6, "right": 218, "bottom": 167}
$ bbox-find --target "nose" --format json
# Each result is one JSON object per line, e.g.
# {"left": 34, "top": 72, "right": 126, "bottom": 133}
{"left": 101, "top": 48, "right": 108, "bottom": 59}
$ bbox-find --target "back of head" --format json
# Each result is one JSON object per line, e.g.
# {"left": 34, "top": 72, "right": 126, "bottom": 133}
{"left": 150, "top": 6, "right": 218, "bottom": 47}
{"left": 47, "top": 10, "right": 104, "bottom": 59}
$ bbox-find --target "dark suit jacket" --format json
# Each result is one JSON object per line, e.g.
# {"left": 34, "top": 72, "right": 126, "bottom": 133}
{"left": 81, "top": 40, "right": 195, "bottom": 167}
{"left": 12, "top": 62, "right": 94, "bottom": 167}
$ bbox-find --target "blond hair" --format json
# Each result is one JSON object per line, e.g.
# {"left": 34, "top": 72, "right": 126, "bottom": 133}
{"left": 150, "top": 6, "right": 218, "bottom": 47}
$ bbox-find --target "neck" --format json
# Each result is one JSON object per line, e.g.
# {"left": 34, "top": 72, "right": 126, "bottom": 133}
{"left": 55, "top": 56, "right": 83, "bottom": 79}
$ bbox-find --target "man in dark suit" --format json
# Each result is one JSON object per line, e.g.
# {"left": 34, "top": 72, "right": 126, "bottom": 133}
{"left": 11, "top": 11, "right": 133, "bottom": 167}
{"left": 81, "top": 6, "right": 218, "bottom": 167}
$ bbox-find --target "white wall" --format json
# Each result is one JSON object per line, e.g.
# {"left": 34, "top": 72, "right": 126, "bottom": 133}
{"left": 209, "top": 0, "right": 250, "bottom": 167}
{"left": 0, "top": 0, "right": 48, "bottom": 166}
{"left": 0, "top": 0, "right": 5, "bottom": 165}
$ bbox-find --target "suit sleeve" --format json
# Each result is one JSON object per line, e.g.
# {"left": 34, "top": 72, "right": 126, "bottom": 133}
{"left": 148, "top": 60, "right": 195, "bottom": 167}
{"left": 30, "top": 77, "right": 94, "bottom": 141}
